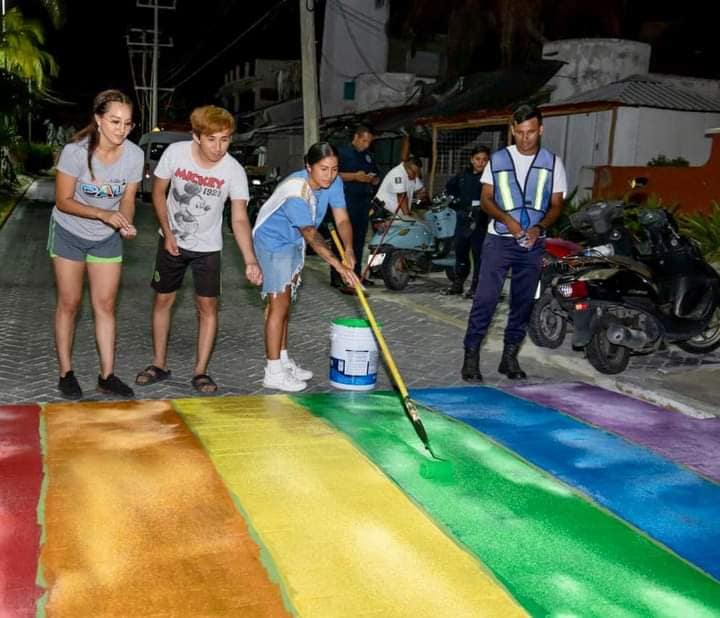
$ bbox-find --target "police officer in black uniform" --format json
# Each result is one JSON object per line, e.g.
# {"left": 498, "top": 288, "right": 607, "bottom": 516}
{"left": 442, "top": 146, "right": 491, "bottom": 298}
{"left": 331, "top": 125, "right": 380, "bottom": 291}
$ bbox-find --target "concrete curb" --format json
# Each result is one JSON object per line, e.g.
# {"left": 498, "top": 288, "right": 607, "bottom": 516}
{"left": 0, "top": 178, "right": 35, "bottom": 231}
{"left": 525, "top": 342, "right": 717, "bottom": 419}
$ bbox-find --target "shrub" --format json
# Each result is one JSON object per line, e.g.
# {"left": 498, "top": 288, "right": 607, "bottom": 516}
{"left": 647, "top": 154, "right": 690, "bottom": 167}
{"left": 678, "top": 202, "right": 720, "bottom": 264}
{"left": 13, "top": 142, "right": 55, "bottom": 174}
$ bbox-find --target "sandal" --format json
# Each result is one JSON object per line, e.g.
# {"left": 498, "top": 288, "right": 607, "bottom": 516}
{"left": 191, "top": 373, "right": 218, "bottom": 393}
{"left": 135, "top": 365, "right": 171, "bottom": 386}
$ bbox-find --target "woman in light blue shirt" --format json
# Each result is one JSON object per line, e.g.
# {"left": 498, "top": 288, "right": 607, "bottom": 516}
{"left": 253, "top": 142, "right": 360, "bottom": 392}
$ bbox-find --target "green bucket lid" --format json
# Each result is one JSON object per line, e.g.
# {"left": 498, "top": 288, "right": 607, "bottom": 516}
{"left": 332, "top": 317, "right": 381, "bottom": 328}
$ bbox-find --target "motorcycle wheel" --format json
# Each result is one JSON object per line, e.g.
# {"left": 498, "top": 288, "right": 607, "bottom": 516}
{"left": 528, "top": 290, "right": 567, "bottom": 349}
{"left": 586, "top": 326, "right": 630, "bottom": 374}
{"left": 381, "top": 251, "right": 410, "bottom": 291}
{"left": 435, "top": 238, "right": 453, "bottom": 258}
{"left": 675, "top": 306, "right": 720, "bottom": 354}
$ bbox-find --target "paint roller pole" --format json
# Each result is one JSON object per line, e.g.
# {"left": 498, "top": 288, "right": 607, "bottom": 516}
{"left": 328, "top": 225, "right": 436, "bottom": 457}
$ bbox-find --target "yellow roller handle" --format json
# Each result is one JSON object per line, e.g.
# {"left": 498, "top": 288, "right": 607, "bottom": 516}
{"left": 329, "top": 227, "right": 415, "bottom": 415}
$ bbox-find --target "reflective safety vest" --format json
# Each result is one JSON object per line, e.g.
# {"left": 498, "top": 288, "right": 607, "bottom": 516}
{"left": 491, "top": 147, "right": 555, "bottom": 235}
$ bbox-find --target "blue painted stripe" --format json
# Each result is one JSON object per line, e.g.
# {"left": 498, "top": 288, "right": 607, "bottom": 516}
{"left": 413, "top": 386, "right": 720, "bottom": 580}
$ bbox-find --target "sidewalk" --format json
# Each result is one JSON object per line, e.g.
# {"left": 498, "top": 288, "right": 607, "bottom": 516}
{"left": 0, "top": 177, "right": 717, "bottom": 417}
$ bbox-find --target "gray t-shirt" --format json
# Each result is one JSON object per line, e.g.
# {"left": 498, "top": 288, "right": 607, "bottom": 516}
{"left": 155, "top": 141, "right": 249, "bottom": 252}
{"left": 52, "top": 139, "right": 144, "bottom": 241}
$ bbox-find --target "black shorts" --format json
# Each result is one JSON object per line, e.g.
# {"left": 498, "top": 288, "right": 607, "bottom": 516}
{"left": 151, "top": 237, "right": 221, "bottom": 297}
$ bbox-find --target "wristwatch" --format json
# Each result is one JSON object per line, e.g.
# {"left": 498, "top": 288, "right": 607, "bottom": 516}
{"left": 533, "top": 223, "right": 546, "bottom": 234}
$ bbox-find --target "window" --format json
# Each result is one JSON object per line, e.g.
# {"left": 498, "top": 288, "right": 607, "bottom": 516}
{"left": 343, "top": 81, "right": 356, "bottom": 101}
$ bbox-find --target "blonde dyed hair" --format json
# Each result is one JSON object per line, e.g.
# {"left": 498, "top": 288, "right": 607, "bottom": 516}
{"left": 190, "top": 105, "right": 236, "bottom": 136}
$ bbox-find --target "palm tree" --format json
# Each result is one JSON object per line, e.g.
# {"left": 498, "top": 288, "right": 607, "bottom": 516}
{"left": 0, "top": 7, "right": 58, "bottom": 90}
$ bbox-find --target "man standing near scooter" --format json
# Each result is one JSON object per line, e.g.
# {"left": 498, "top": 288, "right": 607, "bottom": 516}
{"left": 462, "top": 104, "right": 566, "bottom": 381}
{"left": 331, "top": 125, "right": 380, "bottom": 293}
{"left": 442, "top": 146, "right": 491, "bottom": 298}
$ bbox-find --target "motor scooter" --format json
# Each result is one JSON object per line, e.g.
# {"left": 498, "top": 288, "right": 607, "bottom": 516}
{"left": 546, "top": 204, "right": 720, "bottom": 374}
{"left": 528, "top": 200, "right": 633, "bottom": 348}
{"left": 365, "top": 193, "right": 458, "bottom": 290}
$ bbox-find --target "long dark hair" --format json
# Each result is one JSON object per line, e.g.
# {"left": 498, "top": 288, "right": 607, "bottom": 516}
{"left": 72, "top": 89, "right": 133, "bottom": 179}
{"left": 305, "top": 141, "right": 339, "bottom": 166}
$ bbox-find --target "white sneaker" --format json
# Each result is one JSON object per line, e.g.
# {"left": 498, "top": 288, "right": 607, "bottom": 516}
{"left": 283, "top": 358, "right": 313, "bottom": 381}
{"left": 263, "top": 367, "right": 307, "bottom": 392}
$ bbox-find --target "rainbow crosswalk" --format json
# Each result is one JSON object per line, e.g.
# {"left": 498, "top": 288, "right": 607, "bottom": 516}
{"left": 1, "top": 384, "right": 718, "bottom": 617}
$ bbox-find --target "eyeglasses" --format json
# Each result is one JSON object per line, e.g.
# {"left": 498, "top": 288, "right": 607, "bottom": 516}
{"left": 103, "top": 117, "right": 135, "bottom": 131}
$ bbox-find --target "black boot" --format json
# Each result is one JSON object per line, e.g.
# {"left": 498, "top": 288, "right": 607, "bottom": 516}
{"left": 461, "top": 346, "right": 483, "bottom": 382}
{"left": 442, "top": 279, "right": 465, "bottom": 296}
{"left": 498, "top": 343, "right": 527, "bottom": 380}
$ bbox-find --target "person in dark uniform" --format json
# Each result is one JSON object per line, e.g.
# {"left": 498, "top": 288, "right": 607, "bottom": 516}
{"left": 442, "top": 146, "right": 490, "bottom": 298}
{"left": 331, "top": 125, "right": 380, "bottom": 291}
{"left": 462, "top": 104, "right": 566, "bottom": 382}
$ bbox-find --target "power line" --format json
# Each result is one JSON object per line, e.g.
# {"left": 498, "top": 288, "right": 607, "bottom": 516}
{"left": 171, "top": 0, "right": 290, "bottom": 90}
{"left": 331, "top": 0, "right": 405, "bottom": 93}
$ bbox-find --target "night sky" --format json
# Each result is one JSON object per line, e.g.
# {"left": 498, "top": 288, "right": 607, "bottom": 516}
{"left": 23, "top": 0, "right": 301, "bottom": 127}
{"left": 16, "top": 0, "right": 720, "bottom": 129}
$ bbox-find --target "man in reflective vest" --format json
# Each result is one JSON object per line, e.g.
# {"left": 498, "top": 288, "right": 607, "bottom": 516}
{"left": 462, "top": 104, "right": 566, "bottom": 381}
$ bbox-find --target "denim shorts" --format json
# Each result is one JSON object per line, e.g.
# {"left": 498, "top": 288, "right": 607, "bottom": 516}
{"left": 256, "top": 244, "right": 304, "bottom": 300}
{"left": 47, "top": 218, "right": 122, "bottom": 263}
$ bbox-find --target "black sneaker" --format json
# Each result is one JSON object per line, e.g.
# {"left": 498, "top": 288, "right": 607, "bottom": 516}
{"left": 58, "top": 371, "right": 82, "bottom": 399}
{"left": 98, "top": 373, "right": 135, "bottom": 398}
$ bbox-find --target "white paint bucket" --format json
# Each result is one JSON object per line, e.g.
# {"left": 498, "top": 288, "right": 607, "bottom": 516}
{"left": 329, "top": 318, "right": 379, "bottom": 391}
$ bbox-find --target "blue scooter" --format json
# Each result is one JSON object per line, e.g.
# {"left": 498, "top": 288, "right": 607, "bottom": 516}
{"left": 365, "top": 193, "right": 457, "bottom": 290}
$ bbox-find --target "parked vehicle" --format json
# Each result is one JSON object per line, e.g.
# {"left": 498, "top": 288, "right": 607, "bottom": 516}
{"left": 138, "top": 130, "right": 191, "bottom": 200}
{"left": 529, "top": 201, "right": 633, "bottom": 348}
{"left": 537, "top": 201, "right": 720, "bottom": 373}
{"left": 365, "top": 193, "right": 458, "bottom": 290}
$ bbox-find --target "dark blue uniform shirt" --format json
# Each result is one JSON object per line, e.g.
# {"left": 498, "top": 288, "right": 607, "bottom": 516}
{"left": 446, "top": 169, "right": 488, "bottom": 228}
{"left": 338, "top": 145, "right": 378, "bottom": 201}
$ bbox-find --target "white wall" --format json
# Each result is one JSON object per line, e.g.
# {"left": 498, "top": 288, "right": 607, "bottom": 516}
{"left": 543, "top": 107, "right": 720, "bottom": 199}
{"left": 542, "top": 110, "right": 613, "bottom": 195}
{"left": 616, "top": 108, "right": 720, "bottom": 166}
{"left": 319, "top": 0, "right": 390, "bottom": 117}
{"left": 543, "top": 39, "right": 650, "bottom": 102}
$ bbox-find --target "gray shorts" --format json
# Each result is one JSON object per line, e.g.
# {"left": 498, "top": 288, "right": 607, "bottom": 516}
{"left": 48, "top": 218, "right": 122, "bottom": 263}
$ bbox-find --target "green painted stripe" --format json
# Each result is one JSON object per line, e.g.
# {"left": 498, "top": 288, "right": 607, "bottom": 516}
{"left": 534, "top": 168, "right": 549, "bottom": 210}
{"left": 294, "top": 391, "right": 720, "bottom": 618}
{"left": 497, "top": 171, "right": 515, "bottom": 211}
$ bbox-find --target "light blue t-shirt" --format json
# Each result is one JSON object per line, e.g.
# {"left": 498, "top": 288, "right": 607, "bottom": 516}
{"left": 254, "top": 170, "right": 345, "bottom": 252}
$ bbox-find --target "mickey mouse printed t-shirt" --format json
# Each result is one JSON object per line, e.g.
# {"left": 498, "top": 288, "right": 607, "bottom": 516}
{"left": 52, "top": 138, "right": 144, "bottom": 241}
{"left": 374, "top": 162, "right": 424, "bottom": 214}
{"left": 154, "top": 140, "right": 250, "bottom": 252}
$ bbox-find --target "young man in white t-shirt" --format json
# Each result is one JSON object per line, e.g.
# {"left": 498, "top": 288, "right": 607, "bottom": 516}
{"left": 374, "top": 156, "right": 426, "bottom": 216}
{"left": 462, "top": 104, "right": 566, "bottom": 383}
{"left": 136, "top": 105, "right": 262, "bottom": 393}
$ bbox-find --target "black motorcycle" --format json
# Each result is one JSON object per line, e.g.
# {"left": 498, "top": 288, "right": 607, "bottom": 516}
{"left": 546, "top": 202, "right": 720, "bottom": 374}
{"left": 528, "top": 200, "right": 635, "bottom": 349}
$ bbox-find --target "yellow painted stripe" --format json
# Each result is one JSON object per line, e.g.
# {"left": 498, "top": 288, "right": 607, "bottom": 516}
{"left": 40, "top": 400, "right": 290, "bottom": 617}
{"left": 533, "top": 168, "right": 549, "bottom": 210}
{"left": 175, "top": 395, "right": 526, "bottom": 618}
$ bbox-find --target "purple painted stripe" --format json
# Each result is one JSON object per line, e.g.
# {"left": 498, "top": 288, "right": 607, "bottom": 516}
{"left": 504, "top": 382, "right": 720, "bottom": 483}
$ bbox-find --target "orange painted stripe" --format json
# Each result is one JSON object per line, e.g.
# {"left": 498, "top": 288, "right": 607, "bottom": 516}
{"left": 39, "top": 400, "right": 290, "bottom": 617}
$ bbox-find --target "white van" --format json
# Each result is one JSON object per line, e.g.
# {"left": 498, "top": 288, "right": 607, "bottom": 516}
{"left": 138, "top": 130, "right": 191, "bottom": 200}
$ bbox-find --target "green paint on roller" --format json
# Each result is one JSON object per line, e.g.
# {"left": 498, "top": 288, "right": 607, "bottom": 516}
{"left": 294, "top": 391, "right": 720, "bottom": 618}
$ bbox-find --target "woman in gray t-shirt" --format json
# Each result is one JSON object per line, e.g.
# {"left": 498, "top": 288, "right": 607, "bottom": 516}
{"left": 50, "top": 89, "right": 143, "bottom": 399}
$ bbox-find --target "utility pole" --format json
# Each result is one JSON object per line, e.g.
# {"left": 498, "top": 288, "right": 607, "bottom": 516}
{"left": 128, "top": 0, "right": 176, "bottom": 131}
{"left": 299, "top": 0, "right": 320, "bottom": 149}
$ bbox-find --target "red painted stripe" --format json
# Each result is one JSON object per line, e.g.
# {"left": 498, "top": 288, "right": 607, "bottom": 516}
{"left": 0, "top": 404, "right": 43, "bottom": 617}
